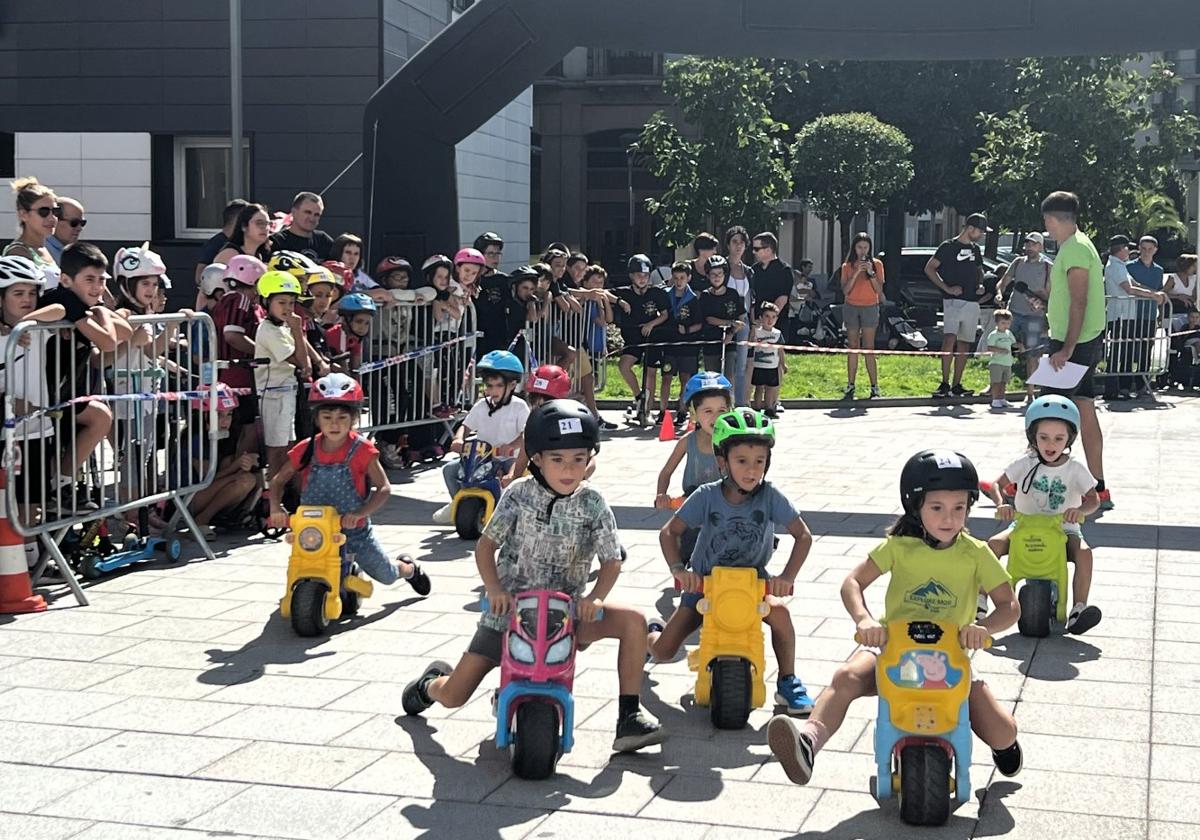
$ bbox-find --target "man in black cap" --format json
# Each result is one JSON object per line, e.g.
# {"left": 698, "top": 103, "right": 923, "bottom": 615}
{"left": 925, "top": 213, "right": 989, "bottom": 398}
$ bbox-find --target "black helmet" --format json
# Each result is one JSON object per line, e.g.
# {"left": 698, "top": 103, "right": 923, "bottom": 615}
{"left": 627, "top": 253, "right": 652, "bottom": 274}
{"left": 473, "top": 231, "right": 504, "bottom": 252}
{"left": 510, "top": 264, "right": 539, "bottom": 283}
{"left": 525, "top": 399, "right": 600, "bottom": 457}
{"left": 705, "top": 254, "right": 729, "bottom": 274}
{"left": 899, "top": 449, "right": 980, "bottom": 514}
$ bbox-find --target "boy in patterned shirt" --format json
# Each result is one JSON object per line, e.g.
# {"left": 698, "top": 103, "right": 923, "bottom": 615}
{"left": 403, "top": 399, "right": 666, "bottom": 753}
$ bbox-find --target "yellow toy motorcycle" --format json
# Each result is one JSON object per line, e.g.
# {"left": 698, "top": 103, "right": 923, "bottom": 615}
{"left": 279, "top": 506, "right": 374, "bottom": 636}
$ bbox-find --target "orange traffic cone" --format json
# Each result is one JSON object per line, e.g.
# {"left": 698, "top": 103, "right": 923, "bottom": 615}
{"left": 0, "top": 473, "right": 47, "bottom": 614}
{"left": 686, "top": 418, "right": 695, "bottom": 433}
{"left": 658, "top": 409, "right": 676, "bottom": 442}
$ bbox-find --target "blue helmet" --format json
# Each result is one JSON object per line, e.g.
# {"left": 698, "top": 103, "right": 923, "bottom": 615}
{"left": 681, "top": 372, "right": 733, "bottom": 410}
{"left": 1025, "top": 394, "right": 1079, "bottom": 432}
{"left": 338, "top": 292, "right": 377, "bottom": 313}
{"left": 478, "top": 349, "right": 524, "bottom": 381}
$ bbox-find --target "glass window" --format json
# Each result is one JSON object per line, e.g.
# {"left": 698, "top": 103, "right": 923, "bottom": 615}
{"left": 173, "top": 137, "right": 249, "bottom": 238}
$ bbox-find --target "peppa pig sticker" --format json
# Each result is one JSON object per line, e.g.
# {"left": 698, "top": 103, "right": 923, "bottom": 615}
{"left": 886, "top": 650, "right": 963, "bottom": 690}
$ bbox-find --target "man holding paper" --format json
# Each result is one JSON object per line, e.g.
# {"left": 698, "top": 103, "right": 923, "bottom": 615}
{"left": 1040, "top": 191, "right": 1114, "bottom": 511}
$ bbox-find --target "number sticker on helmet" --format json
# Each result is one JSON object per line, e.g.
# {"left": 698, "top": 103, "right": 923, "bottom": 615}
{"left": 557, "top": 418, "right": 583, "bottom": 434}
{"left": 933, "top": 452, "right": 963, "bottom": 469}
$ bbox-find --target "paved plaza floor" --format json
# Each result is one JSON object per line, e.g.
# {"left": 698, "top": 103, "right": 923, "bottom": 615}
{"left": 2, "top": 395, "right": 1198, "bottom": 839}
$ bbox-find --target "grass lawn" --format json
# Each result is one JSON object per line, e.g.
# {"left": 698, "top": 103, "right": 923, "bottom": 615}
{"left": 597, "top": 352, "right": 1021, "bottom": 401}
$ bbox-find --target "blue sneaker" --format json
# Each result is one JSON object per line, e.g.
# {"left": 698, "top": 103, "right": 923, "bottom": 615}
{"left": 775, "top": 674, "right": 814, "bottom": 716}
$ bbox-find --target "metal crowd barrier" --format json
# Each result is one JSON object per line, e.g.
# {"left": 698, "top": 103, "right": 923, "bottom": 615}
{"left": 358, "top": 297, "right": 480, "bottom": 435}
{"left": 519, "top": 293, "right": 608, "bottom": 393}
{"left": 2, "top": 312, "right": 220, "bottom": 606}
{"left": 1100, "top": 295, "right": 1171, "bottom": 386}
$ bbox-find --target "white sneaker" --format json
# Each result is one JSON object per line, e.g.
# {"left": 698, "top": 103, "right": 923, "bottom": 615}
{"left": 991, "top": 399, "right": 1006, "bottom": 409}
{"left": 431, "top": 503, "right": 452, "bottom": 525}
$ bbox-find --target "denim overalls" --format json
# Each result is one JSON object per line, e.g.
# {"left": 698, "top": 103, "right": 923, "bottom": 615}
{"left": 301, "top": 438, "right": 398, "bottom": 584}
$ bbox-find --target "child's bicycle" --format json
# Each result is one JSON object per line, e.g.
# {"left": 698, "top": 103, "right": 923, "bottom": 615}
{"left": 1004, "top": 512, "right": 1070, "bottom": 637}
{"left": 686, "top": 566, "right": 776, "bottom": 730}
{"left": 278, "top": 505, "right": 374, "bottom": 637}
{"left": 450, "top": 439, "right": 502, "bottom": 540}
{"left": 863, "top": 620, "right": 988, "bottom": 826}
{"left": 486, "top": 589, "right": 593, "bottom": 780}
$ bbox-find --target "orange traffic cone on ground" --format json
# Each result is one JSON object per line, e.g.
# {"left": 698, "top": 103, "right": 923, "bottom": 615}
{"left": 658, "top": 409, "right": 676, "bottom": 442}
{"left": 0, "top": 473, "right": 47, "bottom": 614}
{"left": 686, "top": 417, "right": 695, "bottom": 433}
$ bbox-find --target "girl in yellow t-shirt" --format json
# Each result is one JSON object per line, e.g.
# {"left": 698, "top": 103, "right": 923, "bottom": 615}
{"left": 766, "top": 449, "right": 1023, "bottom": 787}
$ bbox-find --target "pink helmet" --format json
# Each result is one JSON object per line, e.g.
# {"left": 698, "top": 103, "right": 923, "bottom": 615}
{"left": 224, "top": 254, "right": 267, "bottom": 286}
{"left": 201, "top": 384, "right": 239, "bottom": 412}
{"left": 453, "top": 247, "right": 486, "bottom": 267}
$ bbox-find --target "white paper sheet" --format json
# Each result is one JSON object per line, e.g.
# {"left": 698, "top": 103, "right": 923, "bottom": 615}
{"left": 1025, "top": 356, "right": 1087, "bottom": 389}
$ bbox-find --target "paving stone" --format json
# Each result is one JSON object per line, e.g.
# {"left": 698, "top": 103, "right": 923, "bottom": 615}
{"left": 1149, "top": 780, "right": 1200, "bottom": 824}
{"left": 0, "top": 659, "right": 133, "bottom": 691}
{"left": 1153, "top": 713, "right": 1200, "bottom": 747}
{"left": 0, "top": 813, "right": 91, "bottom": 840}
{"left": 57, "top": 730, "right": 248, "bottom": 776}
{"left": 67, "top": 825, "right": 281, "bottom": 840}
{"left": 526, "top": 810, "right": 696, "bottom": 840}
{"left": 36, "top": 772, "right": 247, "bottom": 826}
{"left": 88, "top": 665, "right": 249, "bottom": 700}
{"left": 1012, "top": 702, "right": 1150, "bottom": 742}
{"left": 0, "top": 629, "right": 142, "bottom": 662}
{"left": 798, "top": 789, "right": 981, "bottom": 838}
{"left": 11, "top": 607, "right": 152, "bottom": 635}
{"left": 0, "top": 761, "right": 104, "bottom": 812}
{"left": 973, "top": 805, "right": 1146, "bottom": 840}
{"left": 0, "top": 721, "right": 118, "bottom": 764}
{"left": 203, "top": 673, "right": 362, "bottom": 708}
{"left": 199, "top": 704, "right": 372, "bottom": 745}
{"left": 986, "top": 769, "right": 1147, "bottom": 819}
{"left": 336, "top": 750, "right": 512, "bottom": 801}
{"left": 0, "top": 687, "right": 123, "bottom": 724}
{"left": 107, "top": 615, "right": 254, "bottom": 642}
{"left": 484, "top": 766, "right": 669, "bottom": 816}
{"left": 81, "top": 695, "right": 248, "bottom": 735}
{"left": 184, "top": 784, "right": 394, "bottom": 840}
{"left": 198, "top": 741, "right": 385, "bottom": 788}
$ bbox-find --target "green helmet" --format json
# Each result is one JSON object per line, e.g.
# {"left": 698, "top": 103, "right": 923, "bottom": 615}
{"left": 711, "top": 407, "right": 775, "bottom": 455}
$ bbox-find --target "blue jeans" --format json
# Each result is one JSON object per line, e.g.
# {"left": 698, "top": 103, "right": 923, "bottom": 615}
{"left": 732, "top": 323, "right": 750, "bottom": 405}
{"left": 443, "top": 455, "right": 515, "bottom": 496}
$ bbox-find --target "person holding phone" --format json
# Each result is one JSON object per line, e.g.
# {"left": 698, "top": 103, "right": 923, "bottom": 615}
{"left": 839, "top": 232, "right": 885, "bottom": 399}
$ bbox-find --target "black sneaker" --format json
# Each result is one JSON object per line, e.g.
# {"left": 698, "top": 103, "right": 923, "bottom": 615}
{"left": 402, "top": 660, "right": 452, "bottom": 716}
{"left": 403, "top": 556, "right": 431, "bottom": 597}
{"left": 767, "top": 715, "right": 815, "bottom": 785}
{"left": 1065, "top": 603, "right": 1102, "bottom": 635}
{"left": 612, "top": 708, "right": 665, "bottom": 752}
{"left": 950, "top": 383, "right": 974, "bottom": 397}
{"left": 764, "top": 409, "right": 779, "bottom": 419}
{"left": 992, "top": 740, "right": 1022, "bottom": 777}
{"left": 598, "top": 418, "right": 619, "bottom": 431}
{"left": 655, "top": 410, "right": 671, "bottom": 426}
{"left": 932, "top": 382, "right": 951, "bottom": 399}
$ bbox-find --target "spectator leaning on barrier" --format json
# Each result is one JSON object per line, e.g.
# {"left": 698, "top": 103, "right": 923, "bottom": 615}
{"left": 194, "top": 199, "right": 248, "bottom": 289}
{"left": 270, "top": 191, "right": 333, "bottom": 262}
{"left": 1103, "top": 235, "right": 1167, "bottom": 402}
{"left": 925, "top": 212, "right": 989, "bottom": 399}
{"left": 661, "top": 261, "right": 703, "bottom": 427}
{"left": 6, "top": 177, "right": 62, "bottom": 290}
{"left": 1164, "top": 253, "right": 1198, "bottom": 318}
{"left": 997, "top": 232, "right": 1052, "bottom": 401}
{"left": 1040, "top": 190, "right": 1113, "bottom": 511}
{"left": 46, "top": 197, "right": 85, "bottom": 266}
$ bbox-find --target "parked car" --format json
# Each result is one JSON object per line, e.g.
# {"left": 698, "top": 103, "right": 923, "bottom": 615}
{"left": 878, "top": 247, "right": 1009, "bottom": 330}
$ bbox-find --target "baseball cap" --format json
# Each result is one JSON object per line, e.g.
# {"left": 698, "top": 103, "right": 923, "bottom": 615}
{"left": 1109, "top": 234, "right": 1131, "bottom": 248}
{"left": 1023, "top": 232, "right": 1045, "bottom": 245}
{"left": 965, "top": 213, "right": 990, "bottom": 231}
{"left": 627, "top": 254, "right": 652, "bottom": 274}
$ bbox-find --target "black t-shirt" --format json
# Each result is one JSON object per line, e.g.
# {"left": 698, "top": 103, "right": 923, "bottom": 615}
{"left": 752, "top": 258, "right": 793, "bottom": 314}
{"left": 614, "top": 285, "right": 670, "bottom": 333}
{"left": 932, "top": 238, "right": 984, "bottom": 301}
{"left": 689, "top": 264, "right": 711, "bottom": 295}
{"left": 504, "top": 295, "right": 534, "bottom": 345}
{"left": 475, "top": 271, "right": 511, "bottom": 346}
{"left": 38, "top": 286, "right": 94, "bottom": 400}
{"left": 197, "top": 231, "right": 228, "bottom": 266}
{"left": 270, "top": 228, "right": 333, "bottom": 262}
{"left": 699, "top": 287, "right": 745, "bottom": 341}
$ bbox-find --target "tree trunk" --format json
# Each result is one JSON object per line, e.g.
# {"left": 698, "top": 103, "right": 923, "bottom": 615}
{"left": 838, "top": 214, "right": 853, "bottom": 267}
{"left": 883, "top": 195, "right": 906, "bottom": 302}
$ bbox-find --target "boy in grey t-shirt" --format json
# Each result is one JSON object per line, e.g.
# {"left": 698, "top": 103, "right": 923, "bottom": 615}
{"left": 986, "top": 309, "right": 1021, "bottom": 409}
{"left": 649, "top": 407, "right": 816, "bottom": 714}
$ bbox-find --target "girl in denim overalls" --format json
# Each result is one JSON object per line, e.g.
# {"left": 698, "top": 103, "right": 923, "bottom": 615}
{"left": 268, "top": 373, "right": 430, "bottom": 593}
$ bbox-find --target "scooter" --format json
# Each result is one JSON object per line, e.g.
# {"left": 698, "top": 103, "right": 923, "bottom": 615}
{"left": 865, "top": 619, "right": 987, "bottom": 826}
{"left": 1004, "top": 512, "right": 1070, "bottom": 637}
{"left": 686, "top": 566, "right": 774, "bottom": 730}
{"left": 487, "top": 589, "right": 592, "bottom": 780}
{"left": 450, "top": 439, "right": 502, "bottom": 540}
{"left": 279, "top": 505, "right": 373, "bottom": 637}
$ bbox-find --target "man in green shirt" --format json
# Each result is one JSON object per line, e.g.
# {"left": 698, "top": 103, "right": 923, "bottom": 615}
{"left": 1040, "top": 191, "right": 1113, "bottom": 510}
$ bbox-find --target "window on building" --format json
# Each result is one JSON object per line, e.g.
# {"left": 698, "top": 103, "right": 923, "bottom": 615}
{"left": 0, "top": 132, "right": 13, "bottom": 178}
{"left": 173, "top": 136, "right": 249, "bottom": 238}
{"left": 589, "top": 50, "right": 660, "bottom": 77}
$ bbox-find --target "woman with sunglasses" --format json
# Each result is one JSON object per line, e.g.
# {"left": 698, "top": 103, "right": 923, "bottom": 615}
{"left": 5, "top": 177, "right": 63, "bottom": 290}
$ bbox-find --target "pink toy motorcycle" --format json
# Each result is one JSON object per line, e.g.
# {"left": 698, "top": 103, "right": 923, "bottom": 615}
{"left": 487, "top": 589, "right": 597, "bottom": 779}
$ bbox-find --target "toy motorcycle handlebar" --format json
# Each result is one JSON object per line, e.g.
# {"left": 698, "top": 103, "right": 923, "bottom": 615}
{"left": 854, "top": 627, "right": 992, "bottom": 649}
{"left": 480, "top": 594, "right": 604, "bottom": 622}
{"left": 672, "top": 575, "right": 793, "bottom": 596}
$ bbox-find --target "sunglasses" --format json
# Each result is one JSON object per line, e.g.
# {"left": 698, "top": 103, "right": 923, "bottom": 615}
{"left": 64, "top": 217, "right": 88, "bottom": 229}
{"left": 33, "top": 205, "right": 63, "bottom": 219}
{"left": 751, "top": 244, "right": 770, "bottom": 252}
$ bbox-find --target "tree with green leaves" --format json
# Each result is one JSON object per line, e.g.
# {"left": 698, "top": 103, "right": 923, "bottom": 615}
{"left": 973, "top": 56, "right": 1199, "bottom": 239}
{"left": 790, "top": 112, "right": 914, "bottom": 265}
{"left": 637, "top": 57, "right": 794, "bottom": 247}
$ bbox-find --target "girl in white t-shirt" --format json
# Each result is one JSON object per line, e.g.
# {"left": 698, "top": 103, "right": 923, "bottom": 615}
{"left": 987, "top": 395, "right": 1102, "bottom": 635}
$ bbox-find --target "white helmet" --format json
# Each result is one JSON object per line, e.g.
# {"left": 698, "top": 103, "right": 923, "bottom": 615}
{"left": 200, "top": 263, "right": 228, "bottom": 298}
{"left": 0, "top": 255, "right": 44, "bottom": 290}
{"left": 114, "top": 242, "right": 169, "bottom": 284}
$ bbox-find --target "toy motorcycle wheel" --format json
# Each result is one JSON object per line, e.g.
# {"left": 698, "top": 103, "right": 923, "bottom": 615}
{"left": 1017, "top": 580, "right": 1054, "bottom": 638}
{"left": 710, "top": 657, "right": 752, "bottom": 730}
{"left": 290, "top": 580, "right": 330, "bottom": 637}
{"left": 158, "top": 539, "right": 183, "bottom": 561}
{"left": 897, "top": 744, "right": 952, "bottom": 826}
{"left": 454, "top": 497, "right": 486, "bottom": 541}
{"left": 510, "top": 701, "right": 560, "bottom": 780}
{"left": 81, "top": 554, "right": 104, "bottom": 581}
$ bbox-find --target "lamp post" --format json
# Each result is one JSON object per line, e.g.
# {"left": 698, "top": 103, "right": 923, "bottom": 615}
{"left": 229, "top": 0, "right": 243, "bottom": 201}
